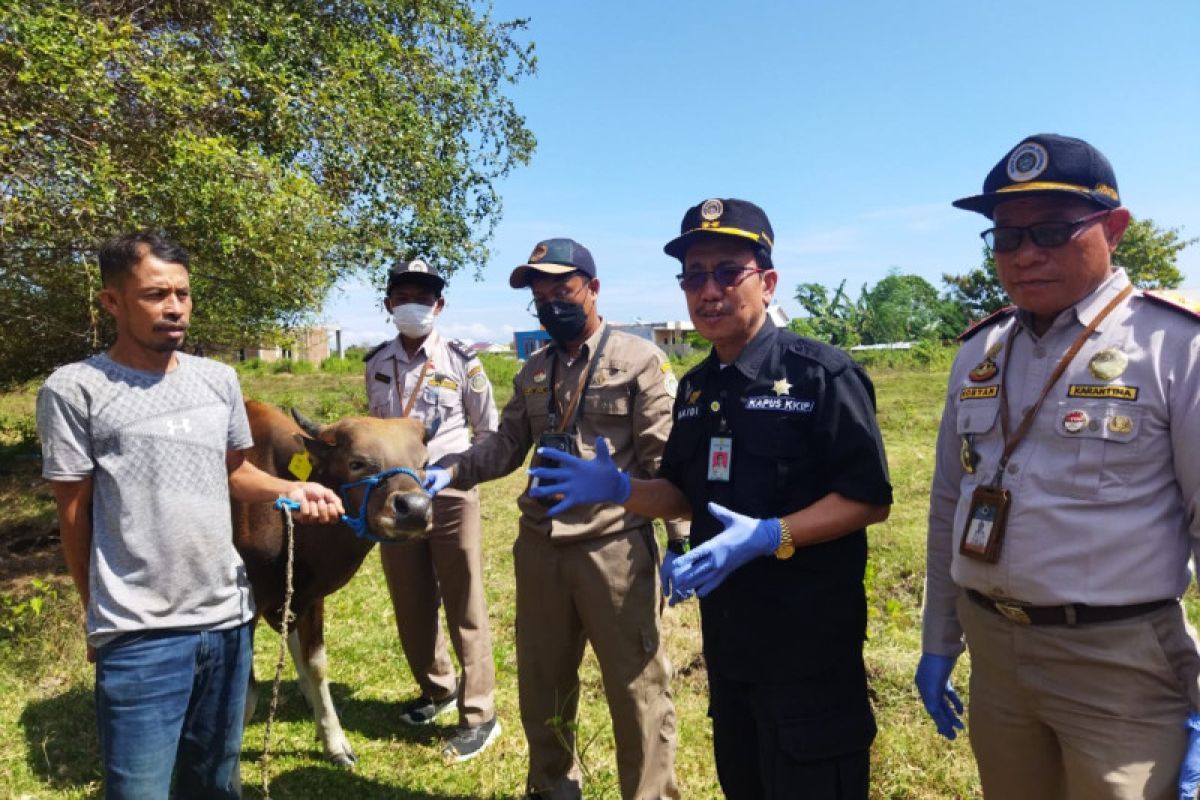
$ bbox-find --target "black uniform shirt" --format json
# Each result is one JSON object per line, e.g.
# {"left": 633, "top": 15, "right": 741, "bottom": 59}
{"left": 660, "top": 318, "right": 893, "bottom": 681}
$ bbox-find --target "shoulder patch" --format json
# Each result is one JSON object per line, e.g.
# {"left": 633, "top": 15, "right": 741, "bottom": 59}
{"left": 447, "top": 338, "right": 475, "bottom": 360}
{"left": 958, "top": 306, "right": 1018, "bottom": 342}
{"left": 1142, "top": 291, "right": 1200, "bottom": 322}
{"left": 363, "top": 340, "right": 389, "bottom": 362}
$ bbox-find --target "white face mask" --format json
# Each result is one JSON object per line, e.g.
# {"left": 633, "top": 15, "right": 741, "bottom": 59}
{"left": 391, "top": 303, "right": 437, "bottom": 338}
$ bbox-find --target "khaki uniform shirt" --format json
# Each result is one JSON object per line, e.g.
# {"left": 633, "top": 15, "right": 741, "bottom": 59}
{"left": 364, "top": 330, "right": 498, "bottom": 462}
{"left": 923, "top": 269, "right": 1200, "bottom": 655}
{"left": 439, "top": 322, "right": 686, "bottom": 543}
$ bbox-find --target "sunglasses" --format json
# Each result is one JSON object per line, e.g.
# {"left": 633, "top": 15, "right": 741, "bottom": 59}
{"left": 676, "top": 266, "right": 765, "bottom": 292}
{"left": 981, "top": 209, "right": 1110, "bottom": 254}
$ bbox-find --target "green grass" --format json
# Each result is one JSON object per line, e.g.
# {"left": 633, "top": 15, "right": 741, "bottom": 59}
{"left": 1, "top": 358, "right": 991, "bottom": 798}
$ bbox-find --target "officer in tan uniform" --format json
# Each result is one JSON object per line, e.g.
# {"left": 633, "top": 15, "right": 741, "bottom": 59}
{"left": 424, "top": 238, "right": 683, "bottom": 799}
{"left": 365, "top": 259, "right": 501, "bottom": 762}
{"left": 916, "top": 134, "right": 1200, "bottom": 800}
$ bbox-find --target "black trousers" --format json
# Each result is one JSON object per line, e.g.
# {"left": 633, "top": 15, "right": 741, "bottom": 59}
{"left": 707, "top": 659, "right": 875, "bottom": 800}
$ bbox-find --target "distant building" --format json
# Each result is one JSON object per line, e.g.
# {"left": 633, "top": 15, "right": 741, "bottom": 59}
{"left": 513, "top": 330, "right": 552, "bottom": 360}
{"left": 239, "top": 326, "right": 331, "bottom": 364}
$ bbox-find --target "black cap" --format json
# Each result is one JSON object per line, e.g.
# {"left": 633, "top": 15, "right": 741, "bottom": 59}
{"left": 953, "top": 134, "right": 1121, "bottom": 219}
{"left": 509, "top": 238, "right": 597, "bottom": 289}
{"left": 387, "top": 259, "right": 445, "bottom": 293}
{"left": 663, "top": 198, "right": 775, "bottom": 266}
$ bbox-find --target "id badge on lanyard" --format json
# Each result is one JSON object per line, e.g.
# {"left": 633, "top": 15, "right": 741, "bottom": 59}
{"left": 959, "top": 483, "right": 1011, "bottom": 563}
{"left": 707, "top": 436, "right": 732, "bottom": 482}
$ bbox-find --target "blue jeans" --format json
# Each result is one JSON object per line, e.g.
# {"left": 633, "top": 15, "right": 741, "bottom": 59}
{"left": 95, "top": 622, "right": 252, "bottom": 799}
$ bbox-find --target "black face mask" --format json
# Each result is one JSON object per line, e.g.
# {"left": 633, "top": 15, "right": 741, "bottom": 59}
{"left": 537, "top": 299, "right": 588, "bottom": 344}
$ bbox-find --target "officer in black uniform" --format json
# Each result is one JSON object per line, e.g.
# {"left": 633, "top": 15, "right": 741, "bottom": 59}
{"left": 527, "top": 198, "right": 894, "bottom": 799}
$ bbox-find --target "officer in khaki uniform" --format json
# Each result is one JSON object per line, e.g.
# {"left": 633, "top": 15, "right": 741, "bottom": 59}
{"left": 425, "top": 238, "right": 683, "bottom": 799}
{"left": 916, "top": 134, "right": 1200, "bottom": 800}
{"left": 365, "top": 259, "right": 501, "bottom": 762}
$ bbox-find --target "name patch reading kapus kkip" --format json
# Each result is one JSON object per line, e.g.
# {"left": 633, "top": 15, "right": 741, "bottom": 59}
{"left": 743, "top": 396, "right": 815, "bottom": 413}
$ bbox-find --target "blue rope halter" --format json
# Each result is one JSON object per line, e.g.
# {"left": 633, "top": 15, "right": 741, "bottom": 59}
{"left": 339, "top": 467, "right": 428, "bottom": 544}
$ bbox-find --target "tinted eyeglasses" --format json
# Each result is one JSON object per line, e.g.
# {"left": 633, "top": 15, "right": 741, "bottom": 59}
{"left": 676, "top": 266, "right": 765, "bottom": 292}
{"left": 981, "top": 209, "right": 1110, "bottom": 254}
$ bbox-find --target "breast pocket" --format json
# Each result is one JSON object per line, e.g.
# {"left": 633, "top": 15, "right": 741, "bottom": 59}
{"left": 1040, "top": 400, "right": 1145, "bottom": 500}
{"left": 741, "top": 415, "right": 822, "bottom": 512}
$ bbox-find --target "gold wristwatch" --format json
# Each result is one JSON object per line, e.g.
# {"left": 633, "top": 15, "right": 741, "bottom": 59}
{"left": 774, "top": 517, "right": 795, "bottom": 560}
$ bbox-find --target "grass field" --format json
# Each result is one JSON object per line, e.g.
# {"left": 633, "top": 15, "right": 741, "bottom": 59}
{"left": 0, "top": 353, "right": 988, "bottom": 798}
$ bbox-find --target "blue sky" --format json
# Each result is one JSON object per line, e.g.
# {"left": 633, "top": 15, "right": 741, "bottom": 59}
{"left": 325, "top": 0, "right": 1200, "bottom": 347}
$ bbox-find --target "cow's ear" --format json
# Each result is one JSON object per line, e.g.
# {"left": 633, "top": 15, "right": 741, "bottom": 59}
{"left": 294, "top": 431, "right": 334, "bottom": 460}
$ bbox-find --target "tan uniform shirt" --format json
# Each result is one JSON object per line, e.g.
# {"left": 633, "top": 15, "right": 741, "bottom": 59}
{"left": 924, "top": 269, "right": 1200, "bottom": 655}
{"left": 439, "top": 322, "right": 686, "bottom": 543}
{"left": 364, "top": 330, "right": 498, "bottom": 462}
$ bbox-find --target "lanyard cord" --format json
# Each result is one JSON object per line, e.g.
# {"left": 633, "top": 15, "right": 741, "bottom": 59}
{"left": 391, "top": 356, "right": 433, "bottom": 418}
{"left": 992, "top": 283, "right": 1132, "bottom": 485}
{"left": 546, "top": 326, "right": 611, "bottom": 433}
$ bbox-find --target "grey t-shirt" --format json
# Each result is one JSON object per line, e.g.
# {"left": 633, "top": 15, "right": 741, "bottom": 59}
{"left": 37, "top": 352, "right": 255, "bottom": 647}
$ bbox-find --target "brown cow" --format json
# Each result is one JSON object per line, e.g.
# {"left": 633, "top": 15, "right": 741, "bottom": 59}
{"left": 233, "top": 400, "right": 434, "bottom": 766}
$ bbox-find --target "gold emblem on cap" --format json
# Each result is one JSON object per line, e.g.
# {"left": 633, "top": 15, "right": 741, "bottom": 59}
{"left": 968, "top": 359, "right": 998, "bottom": 382}
{"left": 1088, "top": 348, "right": 1128, "bottom": 381}
{"left": 408, "top": 259, "right": 428, "bottom": 272}
{"left": 528, "top": 243, "right": 548, "bottom": 263}
{"left": 1107, "top": 414, "right": 1133, "bottom": 434}
{"left": 700, "top": 198, "right": 724, "bottom": 221}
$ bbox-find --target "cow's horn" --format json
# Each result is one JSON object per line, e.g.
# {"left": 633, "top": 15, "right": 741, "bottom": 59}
{"left": 290, "top": 408, "right": 323, "bottom": 439}
{"left": 424, "top": 413, "right": 442, "bottom": 445}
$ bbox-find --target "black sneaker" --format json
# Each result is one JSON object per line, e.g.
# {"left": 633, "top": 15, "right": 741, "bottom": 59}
{"left": 397, "top": 690, "right": 457, "bottom": 726}
{"left": 441, "top": 717, "right": 501, "bottom": 763}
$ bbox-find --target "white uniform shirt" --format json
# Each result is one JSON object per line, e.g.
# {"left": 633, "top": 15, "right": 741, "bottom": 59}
{"left": 365, "top": 330, "right": 498, "bottom": 464}
{"left": 923, "top": 269, "right": 1200, "bottom": 655}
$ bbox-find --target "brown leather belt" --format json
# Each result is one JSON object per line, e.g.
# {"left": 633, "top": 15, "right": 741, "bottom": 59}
{"left": 967, "top": 589, "right": 1174, "bottom": 626}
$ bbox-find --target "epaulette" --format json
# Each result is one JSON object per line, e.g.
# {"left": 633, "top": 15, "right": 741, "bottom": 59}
{"left": 363, "top": 340, "right": 390, "bottom": 362}
{"left": 447, "top": 338, "right": 475, "bottom": 360}
{"left": 1142, "top": 291, "right": 1200, "bottom": 322}
{"left": 786, "top": 334, "right": 853, "bottom": 374}
{"left": 958, "top": 306, "right": 1017, "bottom": 342}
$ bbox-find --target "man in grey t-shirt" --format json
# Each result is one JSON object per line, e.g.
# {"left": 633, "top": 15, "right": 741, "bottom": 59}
{"left": 37, "top": 231, "right": 343, "bottom": 799}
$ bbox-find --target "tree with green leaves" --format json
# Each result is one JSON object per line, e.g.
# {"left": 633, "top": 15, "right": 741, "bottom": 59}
{"left": 941, "top": 216, "right": 1194, "bottom": 324}
{"left": 858, "top": 269, "right": 963, "bottom": 344}
{"left": 0, "top": 0, "right": 536, "bottom": 387}
{"left": 790, "top": 280, "right": 862, "bottom": 346}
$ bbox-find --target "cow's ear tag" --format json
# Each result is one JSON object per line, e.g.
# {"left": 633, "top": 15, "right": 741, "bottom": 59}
{"left": 288, "top": 451, "right": 313, "bottom": 481}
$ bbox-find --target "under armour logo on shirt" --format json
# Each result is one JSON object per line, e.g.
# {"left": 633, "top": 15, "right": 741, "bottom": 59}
{"left": 164, "top": 418, "right": 192, "bottom": 436}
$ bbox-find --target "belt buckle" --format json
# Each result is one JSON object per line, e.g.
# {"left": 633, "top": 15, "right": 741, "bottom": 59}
{"left": 994, "top": 601, "right": 1032, "bottom": 625}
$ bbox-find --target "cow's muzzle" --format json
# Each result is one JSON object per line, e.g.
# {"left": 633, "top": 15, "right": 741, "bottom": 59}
{"left": 338, "top": 467, "right": 429, "bottom": 543}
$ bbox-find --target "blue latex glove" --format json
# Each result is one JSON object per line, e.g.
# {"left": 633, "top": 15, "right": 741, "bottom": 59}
{"left": 915, "top": 653, "right": 965, "bottom": 740}
{"left": 660, "top": 549, "right": 694, "bottom": 606}
{"left": 669, "top": 502, "right": 780, "bottom": 598}
{"left": 423, "top": 466, "right": 451, "bottom": 495}
{"left": 527, "top": 436, "right": 631, "bottom": 516}
{"left": 1178, "top": 711, "right": 1200, "bottom": 800}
